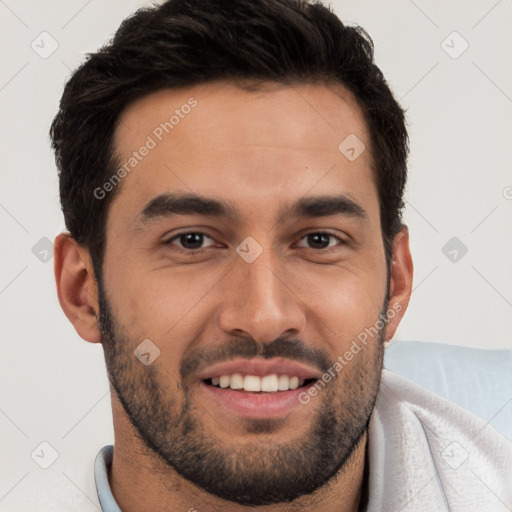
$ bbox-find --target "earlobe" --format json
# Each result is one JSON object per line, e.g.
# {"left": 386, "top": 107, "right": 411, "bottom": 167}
{"left": 54, "top": 232, "right": 102, "bottom": 344}
{"left": 385, "top": 226, "right": 414, "bottom": 341}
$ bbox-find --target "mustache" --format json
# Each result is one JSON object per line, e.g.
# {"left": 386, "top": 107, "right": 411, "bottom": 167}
{"left": 179, "top": 336, "right": 333, "bottom": 383}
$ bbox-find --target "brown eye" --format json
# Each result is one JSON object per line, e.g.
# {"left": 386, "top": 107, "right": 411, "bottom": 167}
{"left": 166, "top": 232, "right": 216, "bottom": 250}
{"left": 296, "top": 232, "right": 343, "bottom": 250}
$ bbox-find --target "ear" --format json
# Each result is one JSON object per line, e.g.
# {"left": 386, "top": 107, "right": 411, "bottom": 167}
{"left": 54, "top": 232, "right": 101, "bottom": 344}
{"left": 384, "top": 226, "right": 413, "bottom": 341}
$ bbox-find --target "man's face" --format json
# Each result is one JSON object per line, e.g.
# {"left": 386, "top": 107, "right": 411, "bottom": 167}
{"left": 99, "top": 81, "right": 392, "bottom": 505}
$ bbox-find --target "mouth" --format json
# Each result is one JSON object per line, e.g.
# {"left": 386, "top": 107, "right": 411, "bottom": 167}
{"left": 198, "top": 361, "right": 321, "bottom": 418}
{"left": 196, "top": 357, "right": 323, "bottom": 418}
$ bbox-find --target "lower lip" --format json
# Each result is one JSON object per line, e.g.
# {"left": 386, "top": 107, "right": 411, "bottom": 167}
{"left": 200, "top": 381, "right": 316, "bottom": 418}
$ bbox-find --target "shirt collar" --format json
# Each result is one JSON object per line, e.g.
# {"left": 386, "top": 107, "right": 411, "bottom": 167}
{"left": 94, "top": 444, "right": 121, "bottom": 512}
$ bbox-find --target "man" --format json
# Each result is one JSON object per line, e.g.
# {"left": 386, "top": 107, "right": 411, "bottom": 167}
{"left": 50, "top": 0, "right": 512, "bottom": 510}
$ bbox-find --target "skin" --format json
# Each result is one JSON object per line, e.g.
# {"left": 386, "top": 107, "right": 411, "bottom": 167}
{"left": 54, "top": 80, "right": 413, "bottom": 512}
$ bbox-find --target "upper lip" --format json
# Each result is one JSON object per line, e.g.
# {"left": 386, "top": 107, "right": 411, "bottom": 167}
{"left": 197, "top": 357, "right": 322, "bottom": 381}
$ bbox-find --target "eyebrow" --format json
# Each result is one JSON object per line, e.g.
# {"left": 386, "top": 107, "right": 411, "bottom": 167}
{"left": 135, "top": 192, "right": 367, "bottom": 226}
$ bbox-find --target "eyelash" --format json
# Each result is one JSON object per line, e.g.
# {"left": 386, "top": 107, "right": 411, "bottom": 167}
{"left": 164, "top": 231, "right": 345, "bottom": 251}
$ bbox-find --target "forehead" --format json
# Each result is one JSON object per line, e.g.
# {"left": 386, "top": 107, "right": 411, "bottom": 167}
{"left": 115, "top": 80, "right": 369, "bottom": 156}
{"left": 109, "top": 80, "right": 377, "bottom": 227}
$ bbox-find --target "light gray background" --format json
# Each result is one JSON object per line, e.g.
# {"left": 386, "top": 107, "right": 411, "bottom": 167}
{"left": 1, "top": 0, "right": 511, "bottom": 510}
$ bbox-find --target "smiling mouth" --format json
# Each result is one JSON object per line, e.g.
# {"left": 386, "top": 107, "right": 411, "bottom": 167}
{"left": 200, "top": 374, "right": 320, "bottom": 418}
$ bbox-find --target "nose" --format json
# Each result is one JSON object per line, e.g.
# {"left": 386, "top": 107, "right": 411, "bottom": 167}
{"left": 216, "top": 245, "right": 306, "bottom": 343}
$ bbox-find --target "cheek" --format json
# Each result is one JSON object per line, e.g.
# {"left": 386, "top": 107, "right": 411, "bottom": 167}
{"left": 105, "top": 265, "right": 222, "bottom": 355}
{"left": 293, "top": 264, "right": 387, "bottom": 345}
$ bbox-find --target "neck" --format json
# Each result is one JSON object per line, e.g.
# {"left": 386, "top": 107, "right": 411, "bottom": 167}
{"left": 108, "top": 393, "right": 367, "bottom": 512}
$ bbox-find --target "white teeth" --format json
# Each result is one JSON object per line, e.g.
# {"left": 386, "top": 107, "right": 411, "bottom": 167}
{"left": 209, "top": 373, "right": 309, "bottom": 392}
{"left": 229, "top": 373, "right": 244, "bottom": 390}
{"left": 219, "top": 375, "right": 230, "bottom": 388}
{"left": 289, "top": 376, "right": 299, "bottom": 390}
{"left": 278, "top": 375, "right": 290, "bottom": 390}
{"left": 261, "top": 374, "right": 279, "bottom": 392}
{"left": 243, "top": 375, "right": 261, "bottom": 392}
